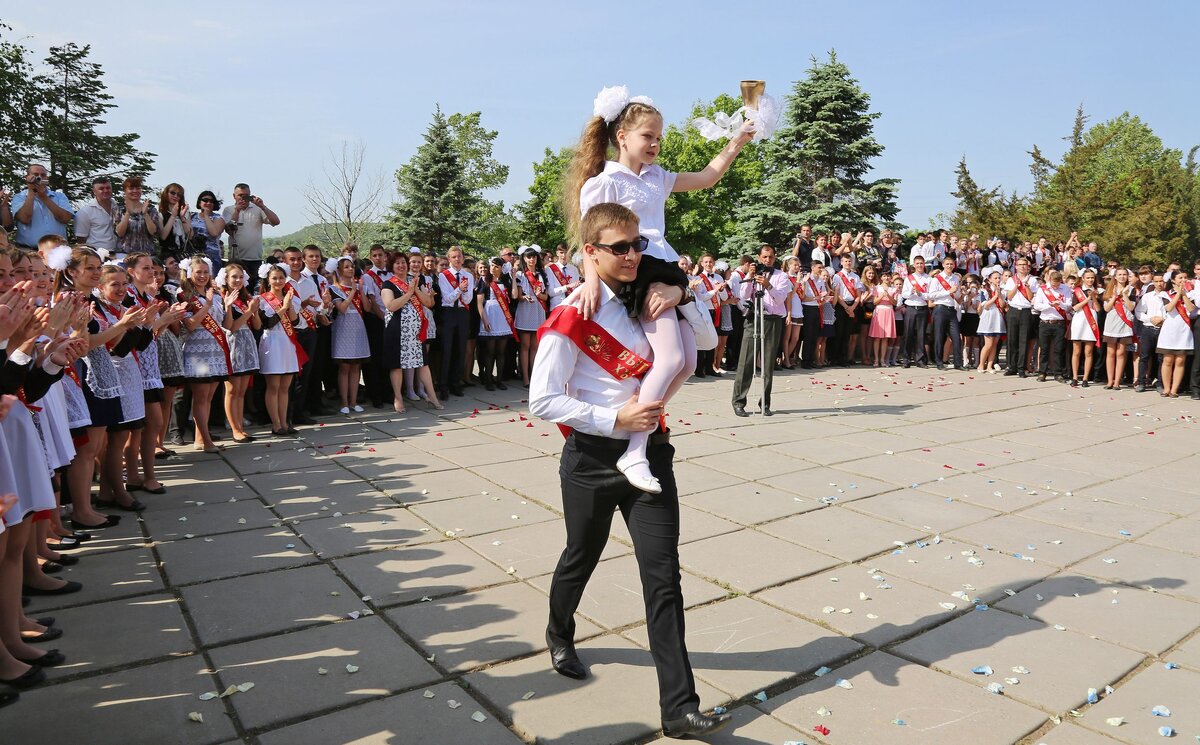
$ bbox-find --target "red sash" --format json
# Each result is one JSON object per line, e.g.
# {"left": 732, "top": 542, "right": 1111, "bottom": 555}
{"left": 490, "top": 281, "right": 520, "bottom": 342}
{"left": 261, "top": 291, "right": 309, "bottom": 368}
{"left": 387, "top": 278, "right": 428, "bottom": 342}
{"left": 1073, "top": 287, "right": 1101, "bottom": 346}
{"left": 807, "top": 278, "right": 827, "bottom": 314}
{"left": 908, "top": 274, "right": 928, "bottom": 295}
{"left": 441, "top": 269, "right": 470, "bottom": 308}
{"left": 1014, "top": 277, "right": 1033, "bottom": 302}
{"left": 1041, "top": 285, "right": 1069, "bottom": 320}
{"left": 1167, "top": 292, "right": 1188, "bottom": 318}
{"left": 698, "top": 273, "right": 721, "bottom": 327}
{"left": 64, "top": 362, "right": 83, "bottom": 389}
{"left": 547, "top": 263, "right": 569, "bottom": 292}
{"left": 16, "top": 387, "right": 41, "bottom": 413}
{"left": 935, "top": 273, "right": 955, "bottom": 293}
{"left": 524, "top": 270, "right": 549, "bottom": 313}
{"left": 364, "top": 269, "right": 383, "bottom": 289}
{"left": 538, "top": 305, "right": 655, "bottom": 439}
{"left": 836, "top": 271, "right": 857, "bottom": 302}
{"left": 288, "top": 278, "right": 318, "bottom": 329}
{"left": 1113, "top": 292, "right": 1133, "bottom": 330}
{"left": 337, "top": 284, "right": 363, "bottom": 315}
{"left": 186, "top": 296, "right": 232, "bottom": 373}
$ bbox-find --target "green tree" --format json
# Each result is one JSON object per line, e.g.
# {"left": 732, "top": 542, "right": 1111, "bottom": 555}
{"left": 727, "top": 50, "right": 901, "bottom": 254}
{"left": 34, "top": 43, "right": 155, "bottom": 200}
{"left": 385, "top": 106, "right": 475, "bottom": 251}
{"left": 517, "top": 146, "right": 572, "bottom": 248}
{"left": 0, "top": 22, "right": 41, "bottom": 186}
{"left": 658, "top": 93, "right": 764, "bottom": 260}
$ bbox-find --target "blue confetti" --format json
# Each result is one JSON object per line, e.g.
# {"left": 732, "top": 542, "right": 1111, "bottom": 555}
{"left": 1119, "top": 530, "right": 1132, "bottom": 537}
{"left": 1165, "top": 662, "right": 1180, "bottom": 670}
{"left": 1158, "top": 726, "right": 1174, "bottom": 737}
{"left": 754, "top": 691, "right": 768, "bottom": 703}
{"left": 712, "top": 706, "right": 727, "bottom": 714}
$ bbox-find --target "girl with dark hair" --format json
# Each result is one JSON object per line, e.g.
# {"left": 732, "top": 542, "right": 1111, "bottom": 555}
{"left": 157, "top": 183, "right": 193, "bottom": 260}
{"left": 190, "top": 191, "right": 226, "bottom": 270}
{"left": 512, "top": 247, "right": 548, "bottom": 386}
{"left": 477, "top": 257, "right": 516, "bottom": 391}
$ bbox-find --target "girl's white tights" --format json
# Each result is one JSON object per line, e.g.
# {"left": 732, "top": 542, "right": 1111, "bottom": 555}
{"left": 618, "top": 312, "right": 697, "bottom": 492}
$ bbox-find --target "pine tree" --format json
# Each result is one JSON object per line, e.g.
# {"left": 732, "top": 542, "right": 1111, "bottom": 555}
{"left": 385, "top": 106, "right": 475, "bottom": 251}
{"left": 949, "top": 156, "right": 1001, "bottom": 235}
{"left": 34, "top": 43, "right": 154, "bottom": 200}
{"left": 0, "top": 23, "right": 41, "bottom": 185}
{"left": 726, "top": 51, "right": 901, "bottom": 254}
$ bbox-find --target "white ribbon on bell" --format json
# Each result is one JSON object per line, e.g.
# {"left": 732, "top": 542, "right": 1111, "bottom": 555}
{"left": 692, "top": 93, "right": 780, "bottom": 142}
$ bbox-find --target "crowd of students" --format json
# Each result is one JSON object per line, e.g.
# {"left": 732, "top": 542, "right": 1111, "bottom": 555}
{"left": 0, "top": 204, "right": 1197, "bottom": 706}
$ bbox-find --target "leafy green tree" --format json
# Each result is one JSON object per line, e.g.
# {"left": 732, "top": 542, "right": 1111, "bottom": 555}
{"left": 658, "top": 93, "right": 763, "bottom": 260}
{"left": 0, "top": 23, "right": 41, "bottom": 186}
{"left": 727, "top": 51, "right": 901, "bottom": 254}
{"left": 34, "top": 43, "right": 155, "bottom": 200}
{"left": 385, "top": 106, "right": 475, "bottom": 251}
{"left": 517, "top": 146, "right": 572, "bottom": 248}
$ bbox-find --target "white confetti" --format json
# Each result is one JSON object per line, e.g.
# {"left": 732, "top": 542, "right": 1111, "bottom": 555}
{"left": 448, "top": 699, "right": 462, "bottom": 709}
{"left": 422, "top": 689, "right": 435, "bottom": 698}
{"left": 187, "top": 712, "right": 204, "bottom": 723}
{"left": 198, "top": 692, "right": 218, "bottom": 701}
{"left": 317, "top": 667, "right": 328, "bottom": 675}
{"left": 345, "top": 664, "right": 359, "bottom": 673}
{"left": 471, "top": 711, "right": 487, "bottom": 723}
{"left": 521, "top": 691, "right": 536, "bottom": 700}
{"left": 835, "top": 678, "right": 853, "bottom": 690}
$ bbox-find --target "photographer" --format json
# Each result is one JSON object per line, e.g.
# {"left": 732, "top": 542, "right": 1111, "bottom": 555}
{"left": 731, "top": 244, "right": 791, "bottom": 417}
{"left": 222, "top": 183, "right": 281, "bottom": 288}
{"left": 9, "top": 163, "right": 74, "bottom": 248}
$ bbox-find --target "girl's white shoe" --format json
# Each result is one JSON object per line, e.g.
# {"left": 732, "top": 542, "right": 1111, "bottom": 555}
{"left": 616, "top": 452, "right": 662, "bottom": 494}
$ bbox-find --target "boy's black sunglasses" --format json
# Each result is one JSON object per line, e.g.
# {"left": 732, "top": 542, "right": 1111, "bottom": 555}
{"left": 590, "top": 236, "right": 650, "bottom": 256}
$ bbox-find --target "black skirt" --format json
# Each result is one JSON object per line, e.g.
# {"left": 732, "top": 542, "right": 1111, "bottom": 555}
{"left": 625, "top": 255, "right": 690, "bottom": 317}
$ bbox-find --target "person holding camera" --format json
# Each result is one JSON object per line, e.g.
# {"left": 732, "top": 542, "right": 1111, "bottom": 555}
{"left": 9, "top": 164, "right": 74, "bottom": 248}
{"left": 731, "top": 244, "right": 790, "bottom": 417}
{"left": 222, "top": 183, "right": 280, "bottom": 289}
{"left": 114, "top": 176, "right": 161, "bottom": 254}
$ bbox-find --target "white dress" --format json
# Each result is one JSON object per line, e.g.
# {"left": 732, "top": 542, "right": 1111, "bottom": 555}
{"left": 479, "top": 283, "right": 514, "bottom": 337}
{"left": 32, "top": 381, "right": 76, "bottom": 472}
{"left": 258, "top": 297, "right": 303, "bottom": 374}
{"left": 514, "top": 271, "right": 548, "bottom": 331}
{"left": 977, "top": 290, "right": 1006, "bottom": 335}
{"left": 579, "top": 161, "right": 679, "bottom": 262}
{"left": 1070, "top": 295, "right": 1099, "bottom": 342}
{"left": 1102, "top": 295, "right": 1135, "bottom": 339}
{"left": 0, "top": 405, "right": 56, "bottom": 525}
{"left": 1157, "top": 296, "right": 1195, "bottom": 352}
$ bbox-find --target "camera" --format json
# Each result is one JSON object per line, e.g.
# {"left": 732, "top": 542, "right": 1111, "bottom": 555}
{"left": 26, "top": 175, "right": 43, "bottom": 186}
{"left": 754, "top": 262, "right": 773, "bottom": 276}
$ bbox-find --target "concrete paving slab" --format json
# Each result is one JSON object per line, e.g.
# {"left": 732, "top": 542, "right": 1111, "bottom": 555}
{"left": 140, "top": 498, "right": 279, "bottom": 541}
{"left": 759, "top": 506, "right": 926, "bottom": 562}
{"left": 847, "top": 489, "right": 1000, "bottom": 533}
{"left": 222, "top": 440, "right": 331, "bottom": 476}
{"left": 1017, "top": 496, "right": 1176, "bottom": 540}
{"left": 157, "top": 526, "right": 315, "bottom": 585}
{"left": 701, "top": 446, "right": 809, "bottom": 481}
{"left": 1077, "top": 478, "right": 1199, "bottom": 517}
{"left": 681, "top": 482, "right": 824, "bottom": 525}
{"left": 996, "top": 574, "right": 1198, "bottom": 655}
{"left": 1073, "top": 542, "right": 1200, "bottom": 602}
{"left": 757, "top": 466, "right": 899, "bottom": 503}
{"left": 388, "top": 581, "right": 601, "bottom": 673}
{"left": 256, "top": 682, "right": 524, "bottom": 745}
{"left": 332, "top": 541, "right": 516, "bottom": 607}
{"left": 525, "top": 553, "right": 730, "bottom": 631}
{"left": 377, "top": 465, "right": 506, "bottom": 505}
{"left": 623, "top": 596, "right": 862, "bottom": 698}
{"left": 671, "top": 461, "right": 747, "bottom": 496}
{"left": 464, "top": 634, "right": 727, "bottom": 745}
{"left": 646, "top": 704, "right": 814, "bottom": 744}
{"left": 0, "top": 656, "right": 236, "bottom": 745}
{"left": 407, "top": 490, "right": 557, "bottom": 538}
{"left": 917, "top": 472, "right": 1056, "bottom": 513}
{"left": 1170, "top": 634, "right": 1200, "bottom": 671}
{"left": 461, "top": 519, "right": 630, "bottom": 579}
{"left": 1076, "top": 664, "right": 1200, "bottom": 744}
{"left": 679, "top": 530, "right": 840, "bottom": 593}
{"left": 182, "top": 564, "right": 362, "bottom": 646}
{"left": 246, "top": 462, "right": 396, "bottom": 519}
{"left": 948, "top": 515, "right": 1122, "bottom": 568}
{"left": 756, "top": 567, "right": 964, "bottom": 648}
{"left": 46, "top": 594, "right": 192, "bottom": 676}
{"left": 209, "top": 616, "right": 441, "bottom": 731}
{"left": 609, "top": 503, "right": 742, "bottom": 547}
{"left": 867, "top": 537, "right": 1054, "bottom": 603}
{"left": 293, "top": 507, "right": 439, "bottom": 558}
{"left": 1137, "top": 518, "right": 1200, "bottom": 556}
{"left": 760, "top": 651, "right": 1046, "bottom": 744}
{"left": 893, "top": 609, "right": 1145, "bottom": 713}
{"left": 1032, "top": 722, "right": 1126, "bottom": 744}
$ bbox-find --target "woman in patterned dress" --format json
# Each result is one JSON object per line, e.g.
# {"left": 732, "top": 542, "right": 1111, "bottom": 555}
{"left": 151, "top": 259, "right": 186, "bottom": 457}
{"left": 179, "top": 257, "right": 229, "bottom": 452}
{"left": 381, "top": 253, "right": 440, "bottom": 413}
{"left": 218, "top": 263, "right": 260, "bottom": 442}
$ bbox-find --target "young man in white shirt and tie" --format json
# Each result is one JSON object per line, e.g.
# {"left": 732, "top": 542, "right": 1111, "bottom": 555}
{"left": 530, "top": 202, "right": 730, "bottom": 740}
{"left": 1003, "top": 257, "right": 1039, "bottom": 377}
{"left": 435, "top": 246, "right": 475, "bottom": 399}
{"left": 544, "top": 242, "right": 581, "bottom": 310}
{"left": 900, "top": 255, "right": 933, "bottom": 367}
{"left": 830, "top": 253, "right": 862, "bottom": 366}
{"left": 929, "top": 257, "right": 964, "bottom": 370}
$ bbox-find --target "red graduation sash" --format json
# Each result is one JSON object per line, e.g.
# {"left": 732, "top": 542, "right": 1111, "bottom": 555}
{"left": 288, "top": 277, "right": 318, "bottom": 329}
{"left": 837, "top": 271, "right": 857, "bottom": 301}
{"left": 490, "top": 281, "right": 520, "bottom": 342}
{"left": 1113, "top": 291, "right": 1134, "bottom": 330}
{"left": 935, "top": 273, "right": 954, "bottom": 293}
{"left": 364, "top": 269, "right": 383, "bottom": 289}
{"left": 547, "top": 263, "right": 569, "bottom": 292}
{"left": 1072, "top": 287, "right": 1101, "bottom": 346}
{"left": 185, "top": 296, "right": 232, "bottom": 373}
{"left": 261, "top": 291, "right": 309, "bottom": 368}
{"left": 1014, "top": 276, "right": 1033, "bottom": 302}
{"left": 441, "top": 269, "right": 470, "bottom": 308}
{"left": 908, "top": 274, "right": 927, "bottom": 294}
{"left": 1041, "top": 285, "right": 1069, "bottom": 320}
{"left": 537, "top": 305, "right": 656, "bottom": 439}
{"left": 524, "top": 270, "right": 549, "bottom": 313}
{"left": 698, "top": 273, "right": 721, "bottom": 327}
{"left": 387, "top": 278, "right": 428, "bottom": 342}
{"left": 807, "top": 278, "right": 827, "bottom": 314}
{"left": 337, "top": 283, "right": 363, "bottom": 315}
{"left": 16, "top": 387, "right": 41, "bottom": 412}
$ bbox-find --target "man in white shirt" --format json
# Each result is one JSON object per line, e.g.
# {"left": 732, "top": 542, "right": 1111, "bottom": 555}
{"left": 799, "top": 260, "right": 826, "bottom": 369}
{"left": 1134, "top": 271, "right": 1166, "bottom": 392}
{"left": 1003, "top": 257, "right": 1039, "bottom": 377}
{"left": 222, "top": 183, "right": 280, "bottom": 289}
{"left": 435, "top": 246, "right": 474, "bottom": 399}
{"left": 900, "top": 255, "right": 933, "bottom": 367}
{"left": 544, "top": 242, "right": 581, "bottom": 310}
{"left": 830, "top": 254, "right": 862, "bottom": 365}
{"left": 929, "top": 257, "right": 964, "bottom": 370}
{"left": 72, "top": 177, "right": 119, "bottom": 251}
{"left": 691, "top": 252, "right": 726, "bottom": 377}
{"left": 285, "top": 246, "right": 324, "bottom": 426}
{"left": 1032, "top": 270, "right": 1071, "bottom": 381}
{"left": 529, "top": 202, "right": 729, "bottom": 740}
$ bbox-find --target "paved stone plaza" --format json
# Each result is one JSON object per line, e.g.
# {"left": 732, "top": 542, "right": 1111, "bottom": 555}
{"left": 4, "top": 366, "right": 1199, "bottom": 745}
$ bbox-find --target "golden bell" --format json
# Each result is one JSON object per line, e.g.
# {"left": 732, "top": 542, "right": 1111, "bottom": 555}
{"left": 740, "top": 80, "right": 766, "bottom": 110}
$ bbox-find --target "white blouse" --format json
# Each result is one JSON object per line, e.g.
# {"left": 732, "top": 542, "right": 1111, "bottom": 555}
{"left": 579, "top": 161, "right": 679, "bottom": 262}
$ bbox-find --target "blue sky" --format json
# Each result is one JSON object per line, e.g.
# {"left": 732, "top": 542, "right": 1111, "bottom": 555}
{"left": 6, "top": 1, "right": 1198, "bottom": 240}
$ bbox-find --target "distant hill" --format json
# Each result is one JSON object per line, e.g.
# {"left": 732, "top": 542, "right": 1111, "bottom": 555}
{"left": 263, "top": 222, "right": 388, "bottom": 252}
